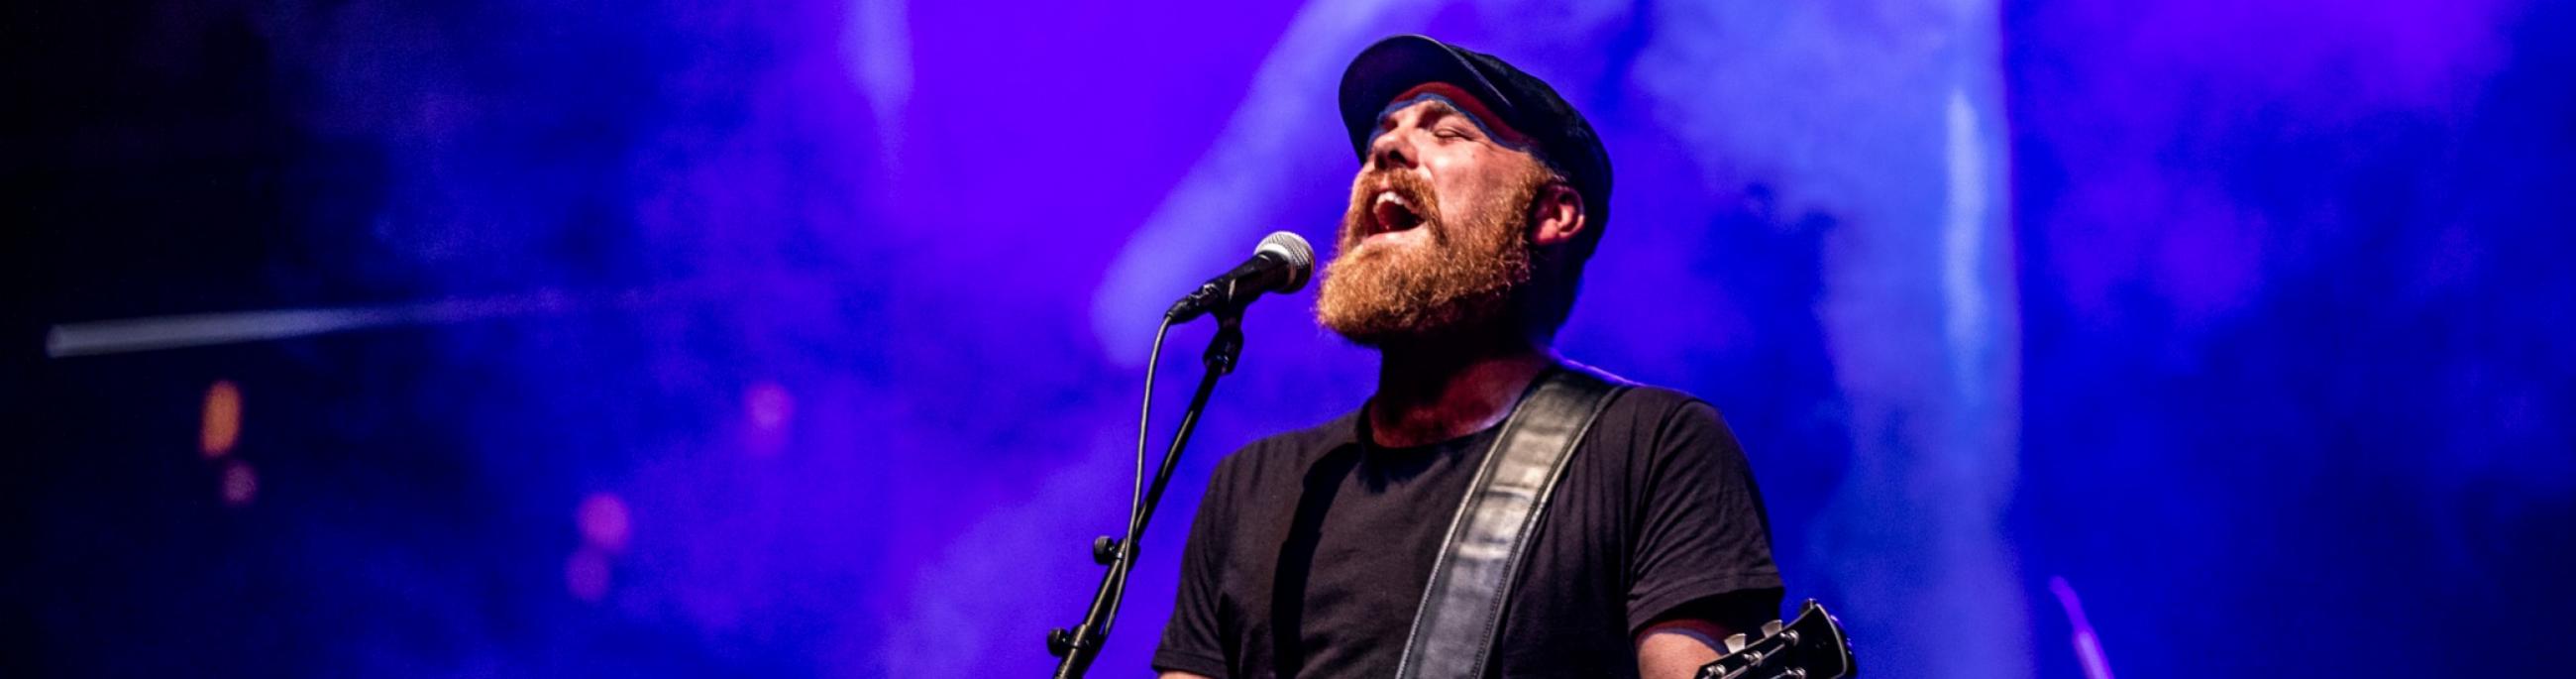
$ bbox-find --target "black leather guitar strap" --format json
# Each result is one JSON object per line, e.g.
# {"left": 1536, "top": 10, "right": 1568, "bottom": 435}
{"left": 1394, "top": 365, "right": 1629, "bottom": 679}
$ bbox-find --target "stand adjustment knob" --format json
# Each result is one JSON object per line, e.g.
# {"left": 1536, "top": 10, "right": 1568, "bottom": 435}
{"left": 1047, "top": 626, "right": 1074, "bottom": 657}
{"left": 1091, "top": 536, "right": 1121, "bottom": 565}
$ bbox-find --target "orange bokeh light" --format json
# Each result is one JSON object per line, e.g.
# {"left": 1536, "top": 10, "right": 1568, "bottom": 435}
{"left": 200, "top": 380, "right": 242, "bottom": 458}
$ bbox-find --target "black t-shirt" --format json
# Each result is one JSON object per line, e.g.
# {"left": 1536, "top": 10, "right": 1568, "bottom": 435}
{"left": 1153, "top": 385, "right": 1783, "bottom": 678}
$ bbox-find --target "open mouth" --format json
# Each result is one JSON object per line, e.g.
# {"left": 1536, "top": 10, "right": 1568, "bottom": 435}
{"left": 1368, "top": 190, "right": 1425, "bottom": 237}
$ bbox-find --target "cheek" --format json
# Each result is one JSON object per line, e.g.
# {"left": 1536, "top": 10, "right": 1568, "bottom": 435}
{"left": 1432, "top": 177, "right": 1513, "bottom": 229}
{"left": 1422, "top": 160, "right": 1488, "bottom": 221}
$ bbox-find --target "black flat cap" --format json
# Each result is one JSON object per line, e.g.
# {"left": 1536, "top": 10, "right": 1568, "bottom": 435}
{"left": 1338, "top": 35, "right": 1613, "bottom": 234}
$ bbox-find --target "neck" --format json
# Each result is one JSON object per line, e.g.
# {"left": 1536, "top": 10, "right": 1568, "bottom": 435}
{"left": 1366, "top": 332, "right": 1556, "bottom": 448}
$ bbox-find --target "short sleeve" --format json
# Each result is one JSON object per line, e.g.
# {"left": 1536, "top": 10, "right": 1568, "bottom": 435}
{"left": 1152, "top": 458, "right": 1234, "bottom": 676}
{"left": 1625, "top": 398, "right": 1785, "bottom": 632}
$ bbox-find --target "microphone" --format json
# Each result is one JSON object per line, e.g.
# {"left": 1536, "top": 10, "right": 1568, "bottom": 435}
{"left": 1165, "top": 232, "right": 1315, "bottom": 322}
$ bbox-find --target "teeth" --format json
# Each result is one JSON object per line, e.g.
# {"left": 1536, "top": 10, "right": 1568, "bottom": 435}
{"left": 1366, "top": 189, "right": 1421, "bottom": 238}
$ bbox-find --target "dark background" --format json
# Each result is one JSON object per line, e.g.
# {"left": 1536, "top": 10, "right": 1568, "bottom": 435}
{"left": 6, "top": 0, "right": 2571, "bottom": 676}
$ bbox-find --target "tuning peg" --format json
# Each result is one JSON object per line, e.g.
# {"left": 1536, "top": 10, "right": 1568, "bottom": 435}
{"left": 1724, "top": 633, "right": 1748, "bottom": 653}
{"left": 1762, "top": 620, "right": 1783, "bottom": 636}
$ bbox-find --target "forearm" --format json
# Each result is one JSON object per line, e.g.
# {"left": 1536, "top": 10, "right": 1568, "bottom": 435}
{"left": 1637, "top": 618, "right": 1733, "bottom": 679}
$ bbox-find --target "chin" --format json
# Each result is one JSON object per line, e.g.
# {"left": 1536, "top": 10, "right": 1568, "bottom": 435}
{"left": 1314, "top": 299, "right": 1406, "bottom": 347}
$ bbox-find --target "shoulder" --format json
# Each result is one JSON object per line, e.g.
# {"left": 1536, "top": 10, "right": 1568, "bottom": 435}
{"left": 1580, "top": 381, "right": 1749, "bottom": 481}
{"left": 1596, "top": 383, "right": 1734, "bottom": 442}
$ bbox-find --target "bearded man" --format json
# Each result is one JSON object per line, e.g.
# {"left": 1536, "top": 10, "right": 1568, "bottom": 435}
{"left": 1152, "top": 36, "right": 1783, "bottom": 679}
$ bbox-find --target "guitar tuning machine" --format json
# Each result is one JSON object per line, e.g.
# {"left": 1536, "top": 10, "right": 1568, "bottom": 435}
{"left": 1762, "top": 621, "right": 1783, "bottom": 636}
{"left": 1723, "top": 633, "right": 1748, "bottom": 653}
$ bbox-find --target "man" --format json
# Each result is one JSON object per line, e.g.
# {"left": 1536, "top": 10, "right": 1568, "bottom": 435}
{"left": 1153, "top": 36, "right": 1782, "bottom": 678}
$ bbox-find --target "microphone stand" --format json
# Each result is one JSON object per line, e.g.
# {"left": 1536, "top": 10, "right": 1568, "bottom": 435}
{"left": 1047, "top": 309, "right": 1245, "bottom": 678}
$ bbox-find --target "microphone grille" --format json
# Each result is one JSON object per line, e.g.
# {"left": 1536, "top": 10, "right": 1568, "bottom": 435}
{"left": 1256, "top": 231, "right": 1316, "bottom": 292}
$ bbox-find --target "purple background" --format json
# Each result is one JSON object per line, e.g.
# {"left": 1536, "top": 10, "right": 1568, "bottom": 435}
{"left": 5, "top": 0, "right": 2571, "bottom": 677}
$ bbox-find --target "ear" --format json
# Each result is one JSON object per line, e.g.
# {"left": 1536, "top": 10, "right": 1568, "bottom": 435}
{"left": 1529, "top": 181, "right": 1587, "bottom": 249}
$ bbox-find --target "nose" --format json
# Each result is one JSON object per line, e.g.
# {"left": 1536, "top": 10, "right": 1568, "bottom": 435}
{"left": 1365, "top": 129, "right": 1416, "bottom": 172}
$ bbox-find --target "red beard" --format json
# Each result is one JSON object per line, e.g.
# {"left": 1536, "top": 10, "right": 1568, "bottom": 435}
{"left": 1314, "top": 166, "right": 1544, "bottom": 346}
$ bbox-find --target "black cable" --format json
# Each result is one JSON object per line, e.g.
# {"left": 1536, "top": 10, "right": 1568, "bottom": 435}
{"left": 1129, "top": 317, "right": 1173, "bottom": 528}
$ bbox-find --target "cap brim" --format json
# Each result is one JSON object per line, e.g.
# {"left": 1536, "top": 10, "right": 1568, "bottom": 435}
{"left": 1338, "top": 35, "right": 1517, "bottom": 159}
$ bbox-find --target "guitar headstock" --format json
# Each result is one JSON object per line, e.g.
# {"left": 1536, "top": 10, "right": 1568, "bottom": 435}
{"left": 1693, "top": 600, "right": 1856, "bottom": 679}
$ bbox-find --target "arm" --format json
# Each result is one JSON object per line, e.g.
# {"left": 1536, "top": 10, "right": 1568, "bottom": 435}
{"left": 1634, "top": 589, "right": 1778, "bottom": 679}
{"left": 1639, "top": 622, "right": 1728, "bottom": 679}
{"left": 1158, "top": 673, "right": 1215, "bottom": 679}
{"left": 1626, "top": 397, "right": 1788, "bottom": 678}
{"left": 1150, "top": 457, "right": 1239, "bottom": 678}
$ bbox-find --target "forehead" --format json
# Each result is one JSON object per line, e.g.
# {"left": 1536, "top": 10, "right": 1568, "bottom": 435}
{"left": 1378, "top": 83, "right": 1497, "bottom": 124}
{"left": 1379, "top": 97, "right": 1462, "bottom": 124}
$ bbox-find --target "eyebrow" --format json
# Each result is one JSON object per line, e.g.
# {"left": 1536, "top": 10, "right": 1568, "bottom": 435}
{"left": 1365, "top": 91, "right": 1548, "bottom": 162}
{"left": 1415, "top": 100, "right": 1465, "bottom": 126}
{"left": 1377, "top": 99, "right": 1465, "bottom": 134}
